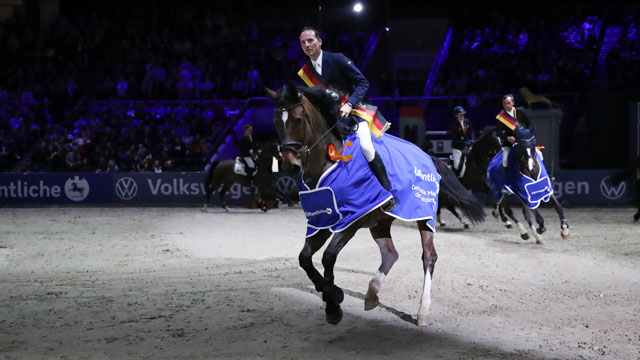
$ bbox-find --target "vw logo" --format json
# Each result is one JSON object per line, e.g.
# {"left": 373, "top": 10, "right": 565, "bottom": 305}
{"left": 276, "top": 176, "right": 297, "bottom": 194}
{"left": 600, "top": 176, "right": 625, "bottom": 200}
{"left": 115, "top": 177, "right": 138, "bottom": 200}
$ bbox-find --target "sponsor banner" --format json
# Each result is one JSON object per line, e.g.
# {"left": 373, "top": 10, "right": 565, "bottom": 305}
{"left": 552, "top": 170, "right": 635, "bottom": 205}
{"left": 1, "top": 170, "right": 631, "bottom": 206}
{"left": 1, "top": 172, "right": 300, "bottom": 206}
{"left": 0, "top": 173, "right": 110, "bottom": 204}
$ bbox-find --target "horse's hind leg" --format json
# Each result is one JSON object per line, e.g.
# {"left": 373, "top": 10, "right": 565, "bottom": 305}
{"left": 493, "top": 204, "right": 513, "bottom": 228}
{"left": 417, "top": 220, "right": 437, "bottom": 327}
{"left": 502, "top": 202, "right": 528, "bottom": 239}
{"left": 436, "top": 205, "right": 446, "bottom": 227}
{"left": 218, "top": 186, "right": 229, "bottom": 211}
{"left": 365, "top": 218, "right": 398, "bottom": 311}
{"left": 299, "top": 229, "right": 332, "bottom": 292}
{"left": 321, "top": 228, "right": 358, "bottom": 325}
{"left": 448, "top": 205, "right": 469, "bottom": 229}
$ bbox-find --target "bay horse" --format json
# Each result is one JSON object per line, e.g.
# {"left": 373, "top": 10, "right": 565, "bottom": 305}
{"left": 202, "top": 141, "right": 284, "bottom": 211}
{"left": 267, "top": 84, "right": 480, "bottom": 326}
{"left": 487, "top": 127, "right": 570, "bottom": 243}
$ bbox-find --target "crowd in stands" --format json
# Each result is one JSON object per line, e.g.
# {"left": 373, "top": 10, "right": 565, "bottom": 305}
{"left": 1, "top": 2, "right": 638, "bottom": 173}
{"left": 606, "top": 13, "right": 640, "bottom": 92}
{"left": 431, "top": 13, "right": 602, "bottom": 100}
{"left": 0, "top": 99, "right": 238, "bottom": 172}
{"left": 0, "top": 2, "right": 369, "bottom": 172}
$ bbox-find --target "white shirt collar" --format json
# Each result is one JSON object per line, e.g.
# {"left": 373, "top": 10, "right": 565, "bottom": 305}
{"left": 506, "top": 108, "right": 515, "bottom": 117}
{"left": 311, "top": 51, "right": 323, "bottom": 75}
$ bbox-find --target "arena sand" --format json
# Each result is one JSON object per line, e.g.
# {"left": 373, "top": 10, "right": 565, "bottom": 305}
{"left": 1, "top": 206, "right": 639, "bottom": 359}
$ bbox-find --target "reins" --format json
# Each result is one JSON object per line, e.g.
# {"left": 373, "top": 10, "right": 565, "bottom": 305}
{"left": 279, "top": 101, "right": 339, "bottom": 162}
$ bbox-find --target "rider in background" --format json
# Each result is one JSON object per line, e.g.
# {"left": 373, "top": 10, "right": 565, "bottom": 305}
{"left": 238, "top": 124, "right": 256, "bottom": 184}
{"left": 496, "top": 94, "right": 530, "bottom": 176}
{"left": 299, "top": 27, "right": 393, "bottom": 209}
{"left": 450, "top": 106, "right": 474, "bottom": 177}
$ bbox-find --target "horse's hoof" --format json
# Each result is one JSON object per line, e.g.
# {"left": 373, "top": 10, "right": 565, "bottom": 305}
{"left": 521, "top": 233, "right": 529, "bottom": 240}
{"left": 537, "top": 226, "right": 546, "bottom": 234}
{"left": 325, "top": 305, "right": 343, "bottom": 325}
{"left": 261, "top": 206, "right": 268, "bottom": 212}
{"left": 364, "top": 294, "right": 379, "bottom": 311}
{"left": 463, "top": 223, "right": 470, "bottom": 229}
{"left": 561, "top": 231, "right": 570, "bottom": 240}
{"left": 506, "top": 223, "right": 513, "bottom": 229}
{"left": 634, "top": 213, "right": 640, "bottom": 221}
{"left": 536, "top": 238, "right": 544, "bottom": 245}
{"left": 439, "top": 222, "right": 447, "bottom": 227}
{"left": 491, "top": 210, "right": 499, "bottom": 219}
{"left": 417, "top": 314, "right": 430, "bottom": 327}
{"left": 201, "top": 205, "right": 208, "bottom": 212}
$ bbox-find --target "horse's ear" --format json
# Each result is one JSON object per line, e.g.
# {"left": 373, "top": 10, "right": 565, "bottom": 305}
{"left": 265, "top": 87, "right": 278, "bottom": 102}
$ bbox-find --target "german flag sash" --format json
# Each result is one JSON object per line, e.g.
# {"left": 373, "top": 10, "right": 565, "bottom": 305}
{"left": 496, "top": 109, "right": 518, "bottom": 130}
{"left": 298, "top": 64, "right": 390, "bottom": 138}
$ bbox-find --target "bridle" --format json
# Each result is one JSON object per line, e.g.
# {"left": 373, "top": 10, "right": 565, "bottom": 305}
{"left": 278, "top": 100, "right": 339, "bottom": 163}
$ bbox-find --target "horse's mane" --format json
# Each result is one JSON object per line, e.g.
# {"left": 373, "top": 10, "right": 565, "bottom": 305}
{"left": 298, "top": 85, "right": 341, "bottom": 127}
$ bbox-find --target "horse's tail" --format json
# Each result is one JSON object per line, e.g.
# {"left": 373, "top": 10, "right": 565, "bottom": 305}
{"left": 431, "top": 153, "right": 486, "bottom": 225}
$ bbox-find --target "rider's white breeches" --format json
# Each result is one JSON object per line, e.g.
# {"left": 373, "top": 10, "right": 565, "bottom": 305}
{"left": 356, "top": 122, "right": 376, "bottom": 162}
{"left": 502, "top": 146, "right": 510, "bottom": 167}
{"left": 452, "top": 148, "right": 463, "bottom": 169}
{"left": 243, "top": 156, "right": 255, "bottom": 168}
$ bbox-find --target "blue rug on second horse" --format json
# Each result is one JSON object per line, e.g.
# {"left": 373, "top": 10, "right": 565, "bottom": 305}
{"left": 299, "top": 133, "right": 440, "bottom": 237}
{"left": 486, "top": 149, "right": 553, "bottom": 209}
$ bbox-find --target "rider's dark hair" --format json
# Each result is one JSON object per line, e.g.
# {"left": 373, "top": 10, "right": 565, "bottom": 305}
{"left": 301, "top": 26, "right": 322, "bottom": 40}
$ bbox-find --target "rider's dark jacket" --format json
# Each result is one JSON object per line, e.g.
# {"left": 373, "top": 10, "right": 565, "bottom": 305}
{"left": 451, "top": 118, "right": 474, "bottom": 150}
{"left": 496, "top": 107, "right": 530, "bottom": 146}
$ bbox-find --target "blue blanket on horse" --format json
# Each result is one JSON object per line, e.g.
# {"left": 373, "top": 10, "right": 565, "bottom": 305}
{"left": 486, "top": 149, "right": 553, "bottom": 209}
{"left": 299, "top": 133, "right": 440, "bottom": 237}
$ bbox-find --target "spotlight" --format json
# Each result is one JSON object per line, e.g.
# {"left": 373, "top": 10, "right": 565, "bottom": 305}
{"left": 353, "top": 2, "right": 363, "bottom": 13}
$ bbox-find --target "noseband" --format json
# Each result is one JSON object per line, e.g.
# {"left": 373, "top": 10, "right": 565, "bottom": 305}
{"left": 278, "top": 101, "right": 339, "bottom": 162}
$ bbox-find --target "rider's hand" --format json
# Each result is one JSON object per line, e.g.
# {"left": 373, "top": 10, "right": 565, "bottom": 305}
{"left": 508, "top": 136, "right": 516, "bottom": 144}
{"left": 339, "top": 102, "right": 353, "bottom": 118}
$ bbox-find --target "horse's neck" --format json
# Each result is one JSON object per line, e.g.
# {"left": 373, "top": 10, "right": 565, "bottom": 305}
{"left": 302, "top": 136, "right": 341, "bottom": 189}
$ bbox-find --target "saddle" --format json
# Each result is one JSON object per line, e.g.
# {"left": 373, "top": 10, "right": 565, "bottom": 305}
{"left": 234, "top": 157, "right": 258, "bottom": 177}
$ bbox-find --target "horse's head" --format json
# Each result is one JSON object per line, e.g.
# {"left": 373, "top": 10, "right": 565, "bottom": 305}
{"left": 514, "top": 126, "right": 539, "bottom": 173}
{"left": 266, "top": 83, "right": 339, "bottom": 179}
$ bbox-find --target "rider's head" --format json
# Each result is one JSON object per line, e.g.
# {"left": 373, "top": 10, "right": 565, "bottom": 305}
{"left": 300, "top": 26, "right": 323, "bottom": 61}
{"left": 243, "top": 124, "right": 253, "bottom": 135}
{"left": 502, "top": 94, "right": 514, "bottom": 113}
{"left": 453, "top": 106, "right": 466, "bottom": 121}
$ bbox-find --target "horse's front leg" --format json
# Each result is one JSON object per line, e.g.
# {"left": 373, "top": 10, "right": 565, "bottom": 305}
{"left": 321, "top": 228, "right": 358, "bottom": 325}
{"left": 520, "top": 203, "right": 543, "bottom": 244}
{"left": 548, "top": 194, "right": 570, "bottom": 239}
{"left": 417, "top": 220, "right": 437, "bottom": 327}
{"left": 448, "top": 205, "right": 469, "bottom": 229}
{"left": 365, "top": 217, "right": 397, "bottom": 311}
{"left": 299, "top": 229, "right": 332, "bottom": 292}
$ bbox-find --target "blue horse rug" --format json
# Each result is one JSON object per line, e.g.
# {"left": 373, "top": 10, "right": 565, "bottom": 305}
{"left": 298, "top": 133, "right": 440, "bottom": 237}
{"left": 486, "top": 148, "right": 553, "bottom": 209}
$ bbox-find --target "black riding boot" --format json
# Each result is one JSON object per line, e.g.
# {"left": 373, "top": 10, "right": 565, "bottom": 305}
{"left": 368, "top": 153, "right": 396, "bottom": 211}
{"left": 502, "top": 166, "right": 508, "bottom": 178}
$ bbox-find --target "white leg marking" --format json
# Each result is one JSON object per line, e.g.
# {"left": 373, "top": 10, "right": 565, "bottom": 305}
{"left": 417, "top": 271, "right": 432, "bottom": 326}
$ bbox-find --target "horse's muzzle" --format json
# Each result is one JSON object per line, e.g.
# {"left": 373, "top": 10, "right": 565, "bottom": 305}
{"left": 280, "top": 149, "right": 302, "bottom": 175}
